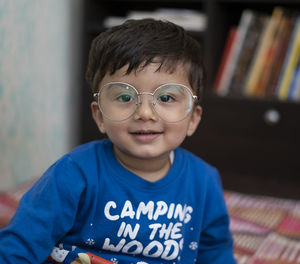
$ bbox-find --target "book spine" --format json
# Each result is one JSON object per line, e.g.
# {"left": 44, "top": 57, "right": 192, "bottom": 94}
{"left": 217, "top": 10, "right": 254, "bottom": 96}
{"left": 230, "top": 13, "right": 267, "bottom": 97}
{"left": 276, "top": 17, "right": 300, "bottom": 100}
{"left": 213, "top": 27, "right": 237, "bottom": 94}
{"left": 255, "top": 11, "right": 285, "bottom": 98}
{"left": 244, "top": 7, "right": 283, "bottom": 97}
{"left": 267, "top": 16, "right": 296, "bottom": 99}
{"left": 288, "top": 53, "right": 300, "bottom": 100}
{"left": 291, "top": 68, "right": 300, "bottom": 101}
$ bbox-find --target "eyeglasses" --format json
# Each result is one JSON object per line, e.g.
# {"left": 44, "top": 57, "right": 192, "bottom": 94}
{"left": 93, "top": 82, "right": 197, "bottom": 123}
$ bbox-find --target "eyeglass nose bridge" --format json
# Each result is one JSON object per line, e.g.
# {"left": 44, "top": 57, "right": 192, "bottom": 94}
{"left": 135, "top": 91, "right": 156, "bottom": 107}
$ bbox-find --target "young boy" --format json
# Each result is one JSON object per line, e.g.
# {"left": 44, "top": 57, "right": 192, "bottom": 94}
{"left": 0, "top": 19, "right": 236, "bottom": 263}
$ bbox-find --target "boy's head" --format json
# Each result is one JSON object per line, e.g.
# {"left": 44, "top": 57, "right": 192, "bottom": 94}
{"left": 86, "top": 18, "right": 205, "bottom": 100}
{"left": 87, "top": 19, "right": 204, "bottom": 173}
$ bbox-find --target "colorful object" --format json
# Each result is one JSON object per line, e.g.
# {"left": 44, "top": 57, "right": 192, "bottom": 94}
{"left": 47, "top": 246, "right": 69, "bottom": 263}
{"left": 47, "top": 245, "right": 113, "bottom": 264}
{"left": 78, "top": 252, "right": 113, "bottom": 264}
{"left": 225, "top": 191, "right": 300, "bottom": 263}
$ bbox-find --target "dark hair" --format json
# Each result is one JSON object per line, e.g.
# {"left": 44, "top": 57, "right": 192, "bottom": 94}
{"left": 86, "top": 18, "right": 205, "bottom": 101}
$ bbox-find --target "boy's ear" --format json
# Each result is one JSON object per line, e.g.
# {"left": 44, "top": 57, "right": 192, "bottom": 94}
{"left": 186, "top": 105, "right": 202, "bottom": 136}
{"left": 91, "top": 102, "right": 106, "bottom": 134}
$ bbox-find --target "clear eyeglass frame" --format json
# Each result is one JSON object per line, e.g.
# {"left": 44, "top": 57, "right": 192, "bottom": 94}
{"left": 93, "top": 82, "right": 198, "bottom": 123}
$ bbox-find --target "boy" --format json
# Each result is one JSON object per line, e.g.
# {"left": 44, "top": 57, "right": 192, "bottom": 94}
{"left": 0, "top": 19, "right": 236, "bottom": 263}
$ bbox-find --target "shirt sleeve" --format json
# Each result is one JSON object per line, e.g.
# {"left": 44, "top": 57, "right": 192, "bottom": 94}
{"left": 196, "top": 169, "right": 237, "bottom": 264}
{"left": 0, "top": 155, "right": 86, "bottom": 264}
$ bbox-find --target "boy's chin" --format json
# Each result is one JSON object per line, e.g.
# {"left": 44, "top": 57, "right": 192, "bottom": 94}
{"left": 114, "top": 145, "right": 170, "bottom": 161}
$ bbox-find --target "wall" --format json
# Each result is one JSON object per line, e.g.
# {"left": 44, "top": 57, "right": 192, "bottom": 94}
{"left": 0, "top": 0, "right": 83, "bottom": 190}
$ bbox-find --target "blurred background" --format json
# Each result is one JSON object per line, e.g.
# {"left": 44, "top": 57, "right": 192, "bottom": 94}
{"left": 0, "top": 0, "right": 83, "bottom": 190}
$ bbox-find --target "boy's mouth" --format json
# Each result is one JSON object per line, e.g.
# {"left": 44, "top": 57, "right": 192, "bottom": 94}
{"left": 131, "top": 131, "right": 162, "bottom": 135}
{"left": 130, "top": 130, "right": 163, "bottom": 135}
{"left": 129, "top": 130, "right": 163, "bottom": 142}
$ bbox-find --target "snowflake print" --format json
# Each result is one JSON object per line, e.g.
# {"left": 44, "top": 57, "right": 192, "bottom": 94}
{"left": 136, "top": 262, "right": 149, "bottom": 264}
{"left": 85, "top": 238, "right": 95, "bottom": 246}
{"left": 189, "top": 241, "right": 198, "bottom": 250}
{"left": 110, "top": 258, "right": 119, "bottom": 264}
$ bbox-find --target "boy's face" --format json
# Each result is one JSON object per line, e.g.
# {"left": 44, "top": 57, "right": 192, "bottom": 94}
{"left": 91, "top": 63, "right": 202, "bottom": 162}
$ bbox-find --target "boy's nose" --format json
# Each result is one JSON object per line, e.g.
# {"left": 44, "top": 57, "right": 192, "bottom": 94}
{"left": 133, "top": 96, "right": 158, "bottom": 121}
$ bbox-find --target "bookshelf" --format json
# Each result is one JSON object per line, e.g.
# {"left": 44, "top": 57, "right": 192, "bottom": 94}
{"left": 80, "top": 0, "right": 300, "bottom": 199}
{"left": 194, "top": 0, "right": 300, "bottom": 199}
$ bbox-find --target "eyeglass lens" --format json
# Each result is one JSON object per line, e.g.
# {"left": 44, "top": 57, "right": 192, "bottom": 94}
{"left": 98, "top": 83, "right": 194, "bottom": 122}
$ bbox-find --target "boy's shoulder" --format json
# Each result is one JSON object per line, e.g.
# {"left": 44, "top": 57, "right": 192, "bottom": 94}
{"left": 55, "top": 139, "right": 111, "bottom": 168}
{"left": 176, "top": 147, "right": 222, "bottom": 186}
{"left": 176, "top": 147, "right": 218, "bottom": 173}
{"left": 68, "top": 138, "right": 109, "bottom": 154}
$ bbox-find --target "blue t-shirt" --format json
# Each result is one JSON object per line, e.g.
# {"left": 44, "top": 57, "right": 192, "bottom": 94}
{"left": 0, "top": 139, "right": 236, "bottom": 263}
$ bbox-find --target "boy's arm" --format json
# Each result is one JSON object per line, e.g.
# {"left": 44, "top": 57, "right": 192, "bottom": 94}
{"left": 0, "top": 156, "right": 86, "bottom": 264}
{"left": 197, "top": 170, "right": 237, "bottom": 263}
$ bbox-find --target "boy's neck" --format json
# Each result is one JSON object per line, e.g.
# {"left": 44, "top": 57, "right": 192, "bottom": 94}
{"left": 113, "top": 146, "right": 171, "bottom": 182}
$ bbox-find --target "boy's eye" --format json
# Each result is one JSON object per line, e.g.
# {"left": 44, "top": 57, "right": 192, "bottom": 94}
{"left": 116, "top": 94, "right": 134, "bottom": 102}
{"left": 158, "top": 94, "right": 174, "bottom": 103}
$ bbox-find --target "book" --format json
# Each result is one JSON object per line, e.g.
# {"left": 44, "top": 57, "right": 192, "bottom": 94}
{"left": 276, "top": 16, "right": 300, "bottom": 100}
{"left": 288, "top": 52, "right": 300, "bottom": 100}
{"left": 292, "top": 73, "right": 300, "bottom": 100}
{"left": 255, "top": 11, "right": 287, "bottom": 98}
{"left": 216, "top": 10, "right": 255, "bottom": 96}
{"left": 266, "top": 15, "right": 297, "bottom": 99}
{"left": 289, "top": 60, "right": 300, "bottom": 101}
{"left": 213, "top": 27, "right": 237, "bottom": 94}
{"left": 105, "top": 9, "right": 208, "bottom": 32}
{"left": 244, "top": 7, "right": 284, "bottom": 97}
{"left": 229, "top": 12, "right": 268, "bottom": 96}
